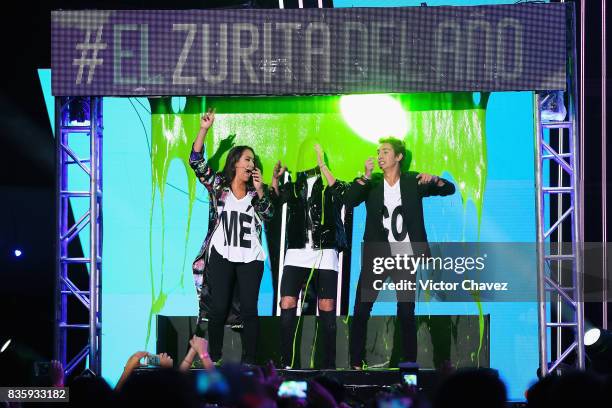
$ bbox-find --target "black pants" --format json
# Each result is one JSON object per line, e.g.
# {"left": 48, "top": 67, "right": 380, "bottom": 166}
{"left": 280, "top": 265, "right": 338, "bottom": 368}
{"left": 207, "top": 247, "right": 264, "bottom": 364}
{"left": 349, "top": 268, "right": 417, "bottom": 367}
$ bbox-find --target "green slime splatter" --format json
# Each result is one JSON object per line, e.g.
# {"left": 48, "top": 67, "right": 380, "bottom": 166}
{"left": 145, "top": 97, "right": 204, "bottom": 347}
{"left": 145, "top": 93, "right": 488, "bottom": 356}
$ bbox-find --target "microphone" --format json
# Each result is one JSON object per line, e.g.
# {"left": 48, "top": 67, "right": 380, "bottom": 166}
{"left": 237, "top": 166, "right": 254, "bottom": 174}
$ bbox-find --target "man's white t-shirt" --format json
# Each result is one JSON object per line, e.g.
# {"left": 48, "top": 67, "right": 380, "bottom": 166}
{"left": 383, "top": 178, "right": 411, "bottom": 243}
{"left": 284, "top": 176, "right": 339, "bottom": 271}
{"left": 210, "top": 190, "right": 265, "bottom": 263}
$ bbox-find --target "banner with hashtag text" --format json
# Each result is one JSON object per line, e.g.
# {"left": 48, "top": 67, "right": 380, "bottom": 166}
{"left": 51, "top": 5, "right": 568, "bottom": 96}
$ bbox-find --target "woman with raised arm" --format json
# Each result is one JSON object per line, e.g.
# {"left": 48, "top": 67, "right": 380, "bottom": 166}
{"left": 271, "top": 140, "right": 350, "bottom": 369}
{"left": 189, "top": 108, "right": 274, "bottom": 365}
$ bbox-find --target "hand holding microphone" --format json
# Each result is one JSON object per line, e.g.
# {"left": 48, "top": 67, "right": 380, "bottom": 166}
{"left": 251, "top": 167, "right": 263, "bottom": 191}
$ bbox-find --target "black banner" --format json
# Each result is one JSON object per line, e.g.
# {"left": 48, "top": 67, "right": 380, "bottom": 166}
{"left": 51, "top": 4, "right": 568, "bottom": 96}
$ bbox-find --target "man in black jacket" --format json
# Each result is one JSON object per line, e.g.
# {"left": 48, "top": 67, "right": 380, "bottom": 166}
{"left": 345, "top": 137, "right": 455, "bottom": 369}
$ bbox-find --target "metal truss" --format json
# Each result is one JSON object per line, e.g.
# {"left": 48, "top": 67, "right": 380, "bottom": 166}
{"left": 534, "top": 2, "right": 585, "bottom": 376}
{"left": 534, "top": 103, "right": 585, "bottom": 374}
{"left": 55, "top": 96, "right": 103, "bottom": 376}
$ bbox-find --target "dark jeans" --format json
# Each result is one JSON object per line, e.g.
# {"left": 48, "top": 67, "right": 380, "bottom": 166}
{"left": 207, "top": 247, "right": 264, "bottom": 364}
{"left": 349, "top": 268, "right": 417, "bottom": 367}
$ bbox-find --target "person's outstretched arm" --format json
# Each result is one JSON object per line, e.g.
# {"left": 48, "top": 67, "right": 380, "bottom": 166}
{"left": 189, "top": 335, "right": 215, "bottom": 371}
{"left": 314, "top": 144, "right": 337, "bottom": 187}
{"left": 415, "top": 172, "right": 456, "bottom": 197}
{"left": 270, "top": 160, "right": 287, "bottom": 197}
{"left": 115, "top": 351, "right": 148, "bottom": 391}
{"left": 314, "top": 144, "right": 352, "bottom": 198}
{"left": 189, "top": 108, "right": 217, "bottom": 188}
{"left": 344, "top": 157, "right": 374, "bottom": 208}
{"left": 179, "top": 347, "right": 197, "bottom": 371}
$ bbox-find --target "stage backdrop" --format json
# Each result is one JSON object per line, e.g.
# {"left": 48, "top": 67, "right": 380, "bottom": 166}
{"left": 40, "top": 0, "right": 550, "bottom": 401}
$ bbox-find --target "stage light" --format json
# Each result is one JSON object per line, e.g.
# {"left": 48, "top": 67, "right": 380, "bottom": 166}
{"left": 14, "top": 249, "right": 22, "bottom": 257}
{"left": 0, "top": 339, "right": 11, "bottom": 353}
{"left": 584, "top": 327, "right": 601, "bottom": 346}
{"left": 584, "top": 327, "right": 612, "bottom": 351}
{"left": 339, "top": 94, "right": 409, "bottom": 143}
{"left": 584, "top": 324, "right": 612, "bottom": 373}
{"left": 539, "top": 91, "right": 567, "bottom": 122}
{"left": 67, "top": 97, "right": 90, "bottom": 124}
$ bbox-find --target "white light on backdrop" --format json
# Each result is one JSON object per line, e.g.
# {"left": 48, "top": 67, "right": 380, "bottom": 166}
{"left": 339, "top": 94, "right": 409, "bottom": 143}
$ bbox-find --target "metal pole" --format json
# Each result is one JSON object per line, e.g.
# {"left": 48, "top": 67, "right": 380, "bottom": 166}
{"left": 570, "top": 1, "right": 586, "bottom": 369}
{"left": 579, "top": 0, "right": 585, "bottom": 251}
{"left": 576, "top": 0, "right": 586, "bottom": 369}
{"left": 97, "top": 98, "right": 103, "bottom": 370}
{"left": 602, "top": 0, "right": 608, "bottom": 330}
{"left": 276, "top": 171, "right": 290, "bottom": 316}
{"left": 89, "top": 97, "right": 99, "bottom": 373}
{"left": 54, "top": 97, "right": 66, "bottom": 367}
{"left": 534, "top": 92, "right": 549, "bottom": 376}
{"left": 571, "top": 102, "right": 586, "bottom": 369}
{"left": 336, "top": 206, "right": 346, "bottom": 315}
{"left": 556, "top": 130, "right": 564, "bottom": 362}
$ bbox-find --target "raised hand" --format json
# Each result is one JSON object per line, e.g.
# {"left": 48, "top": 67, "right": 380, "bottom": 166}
{"left": 200, "top": 108, "right": 215, "bottom": 131}
{"left": 189, "top": 335, "right": 210, "bottom": 359}
{"left": 124, "top": 351, "right": 148, "bottom": 372}
{"left": 193, "top": 108, "right": 215, "bottom": 153}
{"left": 307, "top": 379, "right": 338, "bottom": 408}
{"left": 158, "top": 352, "right": 174, "bottom": 368}
{"left": 272, "top": 160, "right": 287, "bottom": 181}
{"left": 259, "top": 360, "right": 282, "bottom": 399}
{"left": 50, "top": 360, "right": 64, "bottom": 387}
{"left": 251, "top": 168, "right": 264, "bottom": 192}
{"left": 416, "top": 173, "right": 439, "bottom": 185}
{"left": 364, "top": 157, "right": 374, "bottom": 179}
{"left": 314, "top": 144, "right": 325, "bottom": 166}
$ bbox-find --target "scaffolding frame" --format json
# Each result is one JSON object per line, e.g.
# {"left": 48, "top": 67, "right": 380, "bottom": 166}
{"left": 54, "top": 96, "right": 103, "bottom": 375}
{"left": 533, "top": 4, "right": 585, "bottom": 374}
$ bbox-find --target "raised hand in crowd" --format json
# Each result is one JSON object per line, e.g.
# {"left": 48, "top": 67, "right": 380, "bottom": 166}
{"left": 50, "top": 360, "right": 64, "bottom": 387}
{"left": 115, "top": 351, "right": 148, "bottom": 391}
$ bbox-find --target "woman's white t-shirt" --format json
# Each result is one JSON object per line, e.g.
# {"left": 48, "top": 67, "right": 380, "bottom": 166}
{"left": 210, "top": 190, "right": 265, "bottom": 263}
{"left": 284, "top": 176, "right": 339, "bottom": 271}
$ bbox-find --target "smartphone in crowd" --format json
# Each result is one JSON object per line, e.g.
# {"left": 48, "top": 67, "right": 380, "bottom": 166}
{"left": 399, "top": 361, "right": 419, "bottom": 387}
{"left": 142, "top": 354, "right": 160, "bottom": 366}
{"left": 277, "top": 380, "right": 308, "bottom": 399}
{"left": 402, "top": 373, "right": 418, "bottom": 386}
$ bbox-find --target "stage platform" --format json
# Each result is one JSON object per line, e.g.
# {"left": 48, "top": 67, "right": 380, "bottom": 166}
{"left": 157, "top": 315, "right": 490, "bottom": 370}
